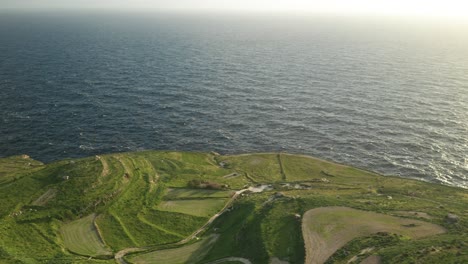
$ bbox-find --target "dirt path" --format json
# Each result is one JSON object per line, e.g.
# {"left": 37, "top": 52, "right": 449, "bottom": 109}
{"left": 137, "top": 214, "right": 184, "bottom": 239}
{"left": 115, "top": 155, "right": 132, "bottom": 175}
{"left": 175, "top": 187, "right": 270, "bottom": 245}
{"left": 96, "top": 155, "right": 110, "bottom": 177}
{"left": 115, "top": 248, "right": 145, "bottom": 264}
{"left": 114, "top": 188, "right": 254, "bottom": 263}
{"left": 176, "top": 188, "right": 249, "bottom": 245}
{"left": 32, "top": 188, "right": 57, "bottom": 206}
{"left": 92, "top": 214, "right": 109, "bottom": 249}
{"left": 204, "top": 257, "right": 252, "bottom": 264}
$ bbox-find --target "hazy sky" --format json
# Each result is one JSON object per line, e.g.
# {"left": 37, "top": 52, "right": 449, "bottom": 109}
{"left": 2, "top": 0, "right": 468, "bottom": 18}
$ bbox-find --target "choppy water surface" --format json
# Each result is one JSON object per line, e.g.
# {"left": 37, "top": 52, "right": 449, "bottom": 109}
{"left": 0, "top": 12, "right": 467, "bottom": 188}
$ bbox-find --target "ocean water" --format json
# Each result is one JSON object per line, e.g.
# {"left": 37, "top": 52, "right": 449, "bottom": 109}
{"left": 0, "top": 12, "right": 467, "bottom": 188}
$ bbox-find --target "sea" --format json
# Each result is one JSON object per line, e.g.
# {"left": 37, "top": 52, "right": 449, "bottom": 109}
{"left": 0, "top": 11, "right": 467, "bottom": 188}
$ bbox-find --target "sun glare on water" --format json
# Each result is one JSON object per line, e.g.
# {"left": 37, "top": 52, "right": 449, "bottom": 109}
{"left": 3, "top": 1, "right": 468, "bottom": 19}
{"left": 205, "top": 0, "right": 468, "bottom": 19}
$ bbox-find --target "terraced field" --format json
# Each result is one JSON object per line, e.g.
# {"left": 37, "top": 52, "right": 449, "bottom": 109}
{"left": 32, "top": 188, "right": 57, "bottom": 206}
{"left": 60, "top": 214, "right": 112, "bottom": 257}
{"left": 141, "top": 210, "right": 207, "bottom": 237}
{"left": 302, "top": 207, "right": 447, "bottom": 264}
{"left": 96, "top": 154, "right": 182, "bottom": 249}
{"left": 164, "top": 188, "right": 233, "bottom": 199}
{"left": 96, "top": 212, "right": 138, "bottom": 250}
{"left": 156, "top": 199, "right": 228, "bottom": 217}
{"left": 128, "top": 234, "right": 219, "bottom": 264}
{"left": 0, "top": 155, "right": 43, "bottom": 185}
{"left": 218, "top": 154, "right": 283, "bottom": 183}
{"left": 0, "top": 151, "right": 466, "bottom": 263}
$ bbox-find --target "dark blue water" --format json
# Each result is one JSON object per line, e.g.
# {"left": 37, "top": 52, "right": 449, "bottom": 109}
{"left": 0, "top": 12, "right": 467, "bottom": 188}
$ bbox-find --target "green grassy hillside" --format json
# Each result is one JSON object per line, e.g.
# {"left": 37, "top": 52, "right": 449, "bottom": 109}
{"left": 0, "top": 151, "right": 466, "bottom": 264}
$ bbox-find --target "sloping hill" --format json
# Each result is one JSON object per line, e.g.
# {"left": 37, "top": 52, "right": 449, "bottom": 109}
{"left": 0, "top": 151, "right": 466, "bottom": 264}
{"left": 60, "top": 213, "right": 112, "bottom": 257}
{"left": 302, "top": 207, "right": 446, "bottom": 264}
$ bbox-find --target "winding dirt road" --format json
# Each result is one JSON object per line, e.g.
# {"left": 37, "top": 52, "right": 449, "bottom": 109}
{"left": 114, "top": 187, "right": 256, "bottom": 263}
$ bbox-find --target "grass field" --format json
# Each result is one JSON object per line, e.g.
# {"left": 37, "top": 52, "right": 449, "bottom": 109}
{"left": 0, "top": 155, "right": 44, "bottom": 185}
{"left": 0, "top": 151, "right": 466, "bottom": 263}
{"left": 280, "top": 153, "right": 380, "bottom": 184}
{"left": 96, "top": 154, "right": 181, "bottom": 249}
{"left": 60, "top": 214, "right": 112, "bottom": 257}
{"left": 128, "top": 234, "right": 219, "bottom": 264}
{"left": 142, "top": 210, "right": 208, "bottom": 237}
{"left": 302, "top": 206, "right": 446, "bottom": 264}
{"left": 164, "top": 188, "right": 233, "bottom": 200}
{"left": 141, "top": 151, "right": 247, "bottom": 189}
{"left": 156, "top": 199, "right": 228, "bottom": 217}
{"left": 95, "top": 212, "right": 137, "bottom": 250}
{"left": 218, "top": 154, "right": 283, "bottom": 183}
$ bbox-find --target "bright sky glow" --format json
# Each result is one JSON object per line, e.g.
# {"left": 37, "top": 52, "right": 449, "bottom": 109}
{"left": 2, "top": 0, "right": 468, "bottom": 19}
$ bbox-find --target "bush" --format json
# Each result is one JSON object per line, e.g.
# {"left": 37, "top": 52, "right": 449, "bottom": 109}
{"left": 187, "top": 180, "right": 224, "bottom": 190}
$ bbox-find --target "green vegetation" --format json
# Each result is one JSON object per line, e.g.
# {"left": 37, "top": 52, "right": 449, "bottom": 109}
{"left": 302, "top": 207, "right": 446, "bottom": 264}
{"left": 60, "top": 214, "right": 112, "bottom": 257}
{"left": 0, "top": 151, "right": 466, "bottom": 264}
{"left": 141, "top": 151, "right": 247, "bottom": 189}
{"left": 157, "top": 199, "right": 227, "bottom": 217}
{"left": 164, "top": 188, "right": 233, "bottom": 200}
{"left": 325, "top": 233, "right": 403, "bottom": 264}
{"left": 128, "top": 234, "right": 219, "bottom": 264}
{"left": 141, "top": 210, "right": 206, "bottom": 237}
{"left": 260, "top": 199, "right": 305, "bottom": 263}
{"left": 0, "top": 155, "right": 43, "bottom": 185}
{"left": 96, "top": 212, "right": 137, "bottom": 250}
{"left": 218, "top": 154, "right": 283, "bottom": 182}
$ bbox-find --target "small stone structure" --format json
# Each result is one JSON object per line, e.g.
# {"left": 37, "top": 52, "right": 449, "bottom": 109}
{"left": 445, "top": 213, "right": 459, "bottom": 224}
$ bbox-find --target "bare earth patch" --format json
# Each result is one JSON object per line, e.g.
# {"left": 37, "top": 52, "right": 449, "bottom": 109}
{"left": 302, "top": 207, "right": 446, "bottom": 264}
{"left": 97, "top": 156, "right": 110, "bottom": 177}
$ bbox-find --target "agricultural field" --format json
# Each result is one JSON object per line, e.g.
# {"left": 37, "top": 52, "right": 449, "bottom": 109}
{"left": 0, "top": 151, "right": 466, "bottom": 263}
{"left": 280, "top": 153, "right": 379, "bottom": 184}
{"left": 141, "top": 209, "right": 207, "bottom": 237}
{"left": 164, "top": 188, "right": 234, "bottom": 200}
{"left": 140, "top": 151, "right": 248, "bottom": 189}
{"left": 156, "top": 199, "right": 228, "bottom": 217}
{"left": 0, "top": 155, "right": 44, "bottom": 185}
{"left": 128, "top": 234, "right": 219, "bottom": 264}
{"left": 95, "top": 212, "right": 138, "bottom": 250}
{"left": 60, "top": 214, "right": 112, "bottom": 257}
{"left": 217, "top": 154, "right": 283, "bottom": 183}
{"left": 302, "top": 207, "right": 446, "bottom": 264}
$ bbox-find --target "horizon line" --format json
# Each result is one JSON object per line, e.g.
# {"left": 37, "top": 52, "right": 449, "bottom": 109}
{"left": 1, "top": 7, "right": 468, "bottom": 21}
